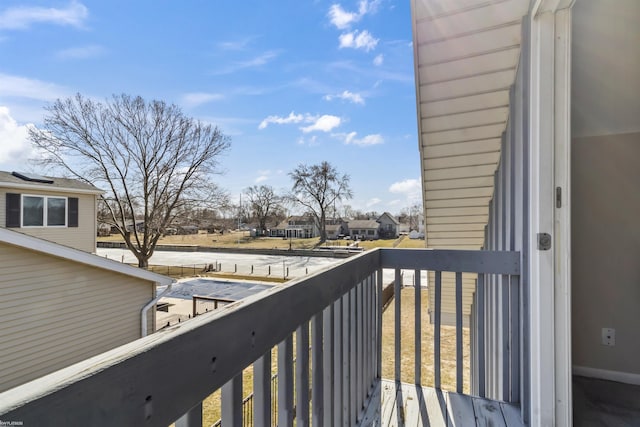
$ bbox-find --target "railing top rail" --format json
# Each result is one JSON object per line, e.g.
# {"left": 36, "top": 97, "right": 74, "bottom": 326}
{"left": 379, "top": 248, "right": 520, "bottom": 275}
{"left": 0, "top": 249, "right": 380, "bottom": 426}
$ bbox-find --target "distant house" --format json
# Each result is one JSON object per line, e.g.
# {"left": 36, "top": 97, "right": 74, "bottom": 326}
{"left": 0, "top": 227, "right": 173, "bottom": 393}
{"left": 377, "top": 212, "right": 400, "bottom": 239}
{"left": 269, "top": 215, "right": 319, "bottom": 238}
{"left": 347, "top": 219, "right": 380, "bottom": 240}
{"left": 324, "top": 219, "right": 348, "bottom": 240}
{"left": 1, "top": 171, "right": 102, "bottom": 253}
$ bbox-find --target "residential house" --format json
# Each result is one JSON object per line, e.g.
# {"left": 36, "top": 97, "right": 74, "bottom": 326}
{"left": 377, "top": 212, "right": 400, "bottom": 239}
{"left": 0, "top": 171, "right": 173, "bottom": 393}
{"left": 324, "top": 218, "right": 348, "bottom": 240}
{"left": 269, "top": 215, "right": 319, "bottom": 238}
{"left": 347, "top": 219, "right": 380, "bottom": 240}
{"left": 1, "top": 171, "right": 102, "bottom": 252}
{"left": 2, "top": 1, "right": 638, "bottom": 426}
{"left": 0, "top": 227, "right": 173, "bottom": 393}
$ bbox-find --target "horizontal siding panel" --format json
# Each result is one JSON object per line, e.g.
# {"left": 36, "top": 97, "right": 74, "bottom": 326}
{"left": 426, "top": 197, "right": 491, "bottom": 208}
{"left": 423, "top": 124, "right": 505, "bottom": 145}
{"left": 413, "top": 0, "right": 495, "bottom": 20}
{"left": 426, "top": 152, "right": 501, "bottom": 169}
{"left": 421, "top": 71, "right": 514, "bottom": 102}
{"left": 419, "top": 50, "right": 519, "bottom": 85}
{"left": 424, "top": 176, "right": 494, "bottom": 190}
{"left": 426, "top": 215, "right": 488, "bottom": 224}
{"left": 415, "top": 0, "right": 527, "bottom": 43}
{"left": 424, "top": 138, "right": 502, "bottom": 158}
{"left": 422, "top": 107, "right": 509, "bottom": 133}
{"left": 425, "top": 187, "right": 494, "bottom": 200}
{"left": 427, "top": 223, "right": 487, "bottom": 232}
{"left": 417, "top": 24, "right": 521, "bottom": 66}
{"left": 0, "top": 243, "right": 154, "bottom": 392}
{"left": 427, "top": 206, "right": 488, "bottom": 217}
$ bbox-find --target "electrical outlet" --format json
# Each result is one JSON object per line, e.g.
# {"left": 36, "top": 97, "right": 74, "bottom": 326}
{"left": 602, "top": 328, "right": 615, "bottom": 346}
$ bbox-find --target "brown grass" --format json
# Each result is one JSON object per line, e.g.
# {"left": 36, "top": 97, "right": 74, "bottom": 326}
{"left": 193, "top": 286, "right": 467, "bottom": 426}
{"left": 381, "top": 287, "right": 470, "bottom": 393}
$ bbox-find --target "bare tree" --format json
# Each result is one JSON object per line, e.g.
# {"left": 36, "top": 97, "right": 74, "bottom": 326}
{"left": 289, "top": 161, "right": 353, "bottom": 242}
{"left": 29, "top": 93, "right": 231, "bottom": 267}
{"left": 244, "top": 185, "right": 282, "bottom": 234}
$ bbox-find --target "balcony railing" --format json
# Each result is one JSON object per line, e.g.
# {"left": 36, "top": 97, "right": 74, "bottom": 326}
{"left": 0, "top": 248, "right": 520, "bottom": 426}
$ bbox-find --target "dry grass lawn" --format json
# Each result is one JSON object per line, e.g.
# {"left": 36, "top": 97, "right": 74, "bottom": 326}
{"left": 196, "top": 287, "right": 468, "bottom": 426}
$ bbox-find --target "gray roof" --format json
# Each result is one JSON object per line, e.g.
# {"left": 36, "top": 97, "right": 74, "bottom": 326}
{"left": 0, "top": 170, "right": 102, "bottom": 194}
{"left": 378, "top": 212, "right": 400, "bottom": 224}
{"left": 347, "top": 220, "right": 379, "bottom": 229}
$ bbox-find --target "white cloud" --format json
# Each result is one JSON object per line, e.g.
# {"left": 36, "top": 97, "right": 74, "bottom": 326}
{"left": 181, "top": 92, "right": 224, "bottom": 108}
{"left": 56, "top": 44, "right": 105, "bottom": 59}
{"left": 366, "top": 197, "right": 381, "bottom": 208}
{"left": 297, "top": 135, "right": 319, "bottom": 146}
{"left": 0, "top": 106, "right": 36, "bottom": 165}
{"left": 328, "top": 4, "right": 359, "bottom": 29}
{"left": 389, "top": 178, "right": 422, "bottom": 203}
{"left": 373, "top": 54, "right": 384, "bottom": 66}
{"left": 259, "top": 111, "right": 306, "bottom": 129}
{"left": 0, "top": 1, "right": 88, "bottom": 30}
{"left": 328, "top": 1, "right": 381, "bottom": 29}
{"left": 255, "top": 175, "right": 268, "bottom": 183}
{"left": 339, "top": 30, "right": 378, "bottom": 52}
{"left": 335, "top": 131, "right": 383, "bottom": 146}
{"left": 324, "top": 90, "right": 365, "bottom": 105}
{"left": 301, "top": 115, "right": 341, "bottom": 133}
{"left": 0, "top": 73, "right": 68, "bottom": 101}
{"left": 211, "top": 50, "right": 280, "bottom": 75}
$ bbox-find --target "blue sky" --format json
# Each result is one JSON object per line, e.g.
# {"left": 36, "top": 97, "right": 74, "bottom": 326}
{"left": 0, "top": 0, "right": 421, "bottom": 213}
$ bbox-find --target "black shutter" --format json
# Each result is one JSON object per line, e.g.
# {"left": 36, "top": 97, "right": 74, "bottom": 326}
{"left": 6, "top": 193, "right": 21, "bottom": 227}
{"left": 68, "top": 197, "right": 79, "bottom": 227}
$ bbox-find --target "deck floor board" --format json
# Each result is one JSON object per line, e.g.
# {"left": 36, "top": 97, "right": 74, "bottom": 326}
{"left": 359, "top": 380, "right": 524, "bottom": 427}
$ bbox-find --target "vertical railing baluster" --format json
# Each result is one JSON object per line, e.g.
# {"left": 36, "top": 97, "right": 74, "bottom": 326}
{"left": 323, "top": 304, "right": 335, "bottom": 424}
{"left": 456, "top": 271, "right": 463, "bottom": 393}
{"left": 356, "top": 281, "right": 364, "bottom": 418}
{"left": 415, "top": 269, "right": 422, "bottom": 386}
{"left": 510, "top": 274, "right": 521, "bottom": 402}
{"left": 502, "top": 272, "right": 510, "bottom": 401}
{"left": 477, "top": 273, "right": 486, "bottom": 398}
{"left": 377, "top": 269, "right": 383, "bottom": 379}
{"left": 333, "top": 298, "right": 343, "bottom": 427}
{"left": 349, "top": 287, "right": 357, "bottom": 424}
{"left": 175, "top": 402, "right": 202, "bottom": 427}
{"left": 221, "top": 374, "right": 242, "bottom": 426}
{"left": 278, "top": 336, "right": 294, "bottom": 427}
{"left": 312, "top": 312, "right": 324, "bottom": 426}
{"left": 434, "top": 270, "right": 442, "bottom": 389}
{"left": 394, "top": 268, "right": 402, "bottom": 382}
{"left": 342, "top": 292, "right": 350, "bottom": 426}
{"left": 296, "top": 323, "right": 310, "bottom": 426}
{"left": 254, "top": 351, "right": 271, "bottom": 427}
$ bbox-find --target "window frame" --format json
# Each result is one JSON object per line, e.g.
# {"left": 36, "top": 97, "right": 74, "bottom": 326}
{"left": 21, "top": 194, "right": 68, "bottom": 228}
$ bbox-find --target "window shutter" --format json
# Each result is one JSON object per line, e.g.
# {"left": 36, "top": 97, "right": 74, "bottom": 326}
{"left": 6, "top": 193, "right": 21, "bottom": 227}
{"left": 68, "top": 197, "right": 79, "bottom": 227}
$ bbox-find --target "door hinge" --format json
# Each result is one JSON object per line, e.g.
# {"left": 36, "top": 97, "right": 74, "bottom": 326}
{"left": 537, "top": 233, "right": 552, "bottom": 250}
{"left": 556, "top": 187, "right": 562, "bottom": 208}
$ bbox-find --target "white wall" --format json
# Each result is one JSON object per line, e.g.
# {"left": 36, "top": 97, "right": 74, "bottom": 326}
{"left": 572, "top": 132, "right": 640, "bottom": 376}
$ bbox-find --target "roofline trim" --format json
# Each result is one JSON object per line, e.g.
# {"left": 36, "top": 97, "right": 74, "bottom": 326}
{"left": 0, "top": 228, "right": 174, "bottom": 286}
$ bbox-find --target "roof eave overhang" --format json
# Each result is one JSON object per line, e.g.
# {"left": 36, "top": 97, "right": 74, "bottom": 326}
{"left": 411, "top": 0, "right": 530, "bottom": 249}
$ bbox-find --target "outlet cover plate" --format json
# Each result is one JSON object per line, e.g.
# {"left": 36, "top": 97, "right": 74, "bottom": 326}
{"left": 602, "top": 328, "right": 615, "bottom": 346}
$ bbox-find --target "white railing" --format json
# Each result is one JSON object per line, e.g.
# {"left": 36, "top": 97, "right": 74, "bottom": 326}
{"left": 0, "top": 248, "right": 520, "bottom": 426}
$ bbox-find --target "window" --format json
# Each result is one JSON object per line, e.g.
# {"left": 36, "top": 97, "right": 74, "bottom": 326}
{"left": 367, "top": 229, "right": 375, "bottom": 235}
{"left": 22, "top": 195, "right": 67, "bottom": 227}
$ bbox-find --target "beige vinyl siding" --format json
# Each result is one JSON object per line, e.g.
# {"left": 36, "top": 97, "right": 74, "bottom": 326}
{"left": 0, "top": 243, "right": 155, "bottom": 392}
{"left": 427, "top": 271, "right": 476, "bottom": 327}
{"left": 0, "top": 188, "right": 97, "bottom": 253}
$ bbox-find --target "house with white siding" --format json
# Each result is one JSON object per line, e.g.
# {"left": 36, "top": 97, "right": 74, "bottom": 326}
{"left": 0, "top": 171, "right": 173, "bottom": 393}
{"left": 0, "top": 171, "right": 101, "bottom": 252}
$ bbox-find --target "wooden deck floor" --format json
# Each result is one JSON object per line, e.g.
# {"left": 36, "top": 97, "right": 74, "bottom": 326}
{"left": 360, "top": 379, "right": 525, "bottom": 427}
